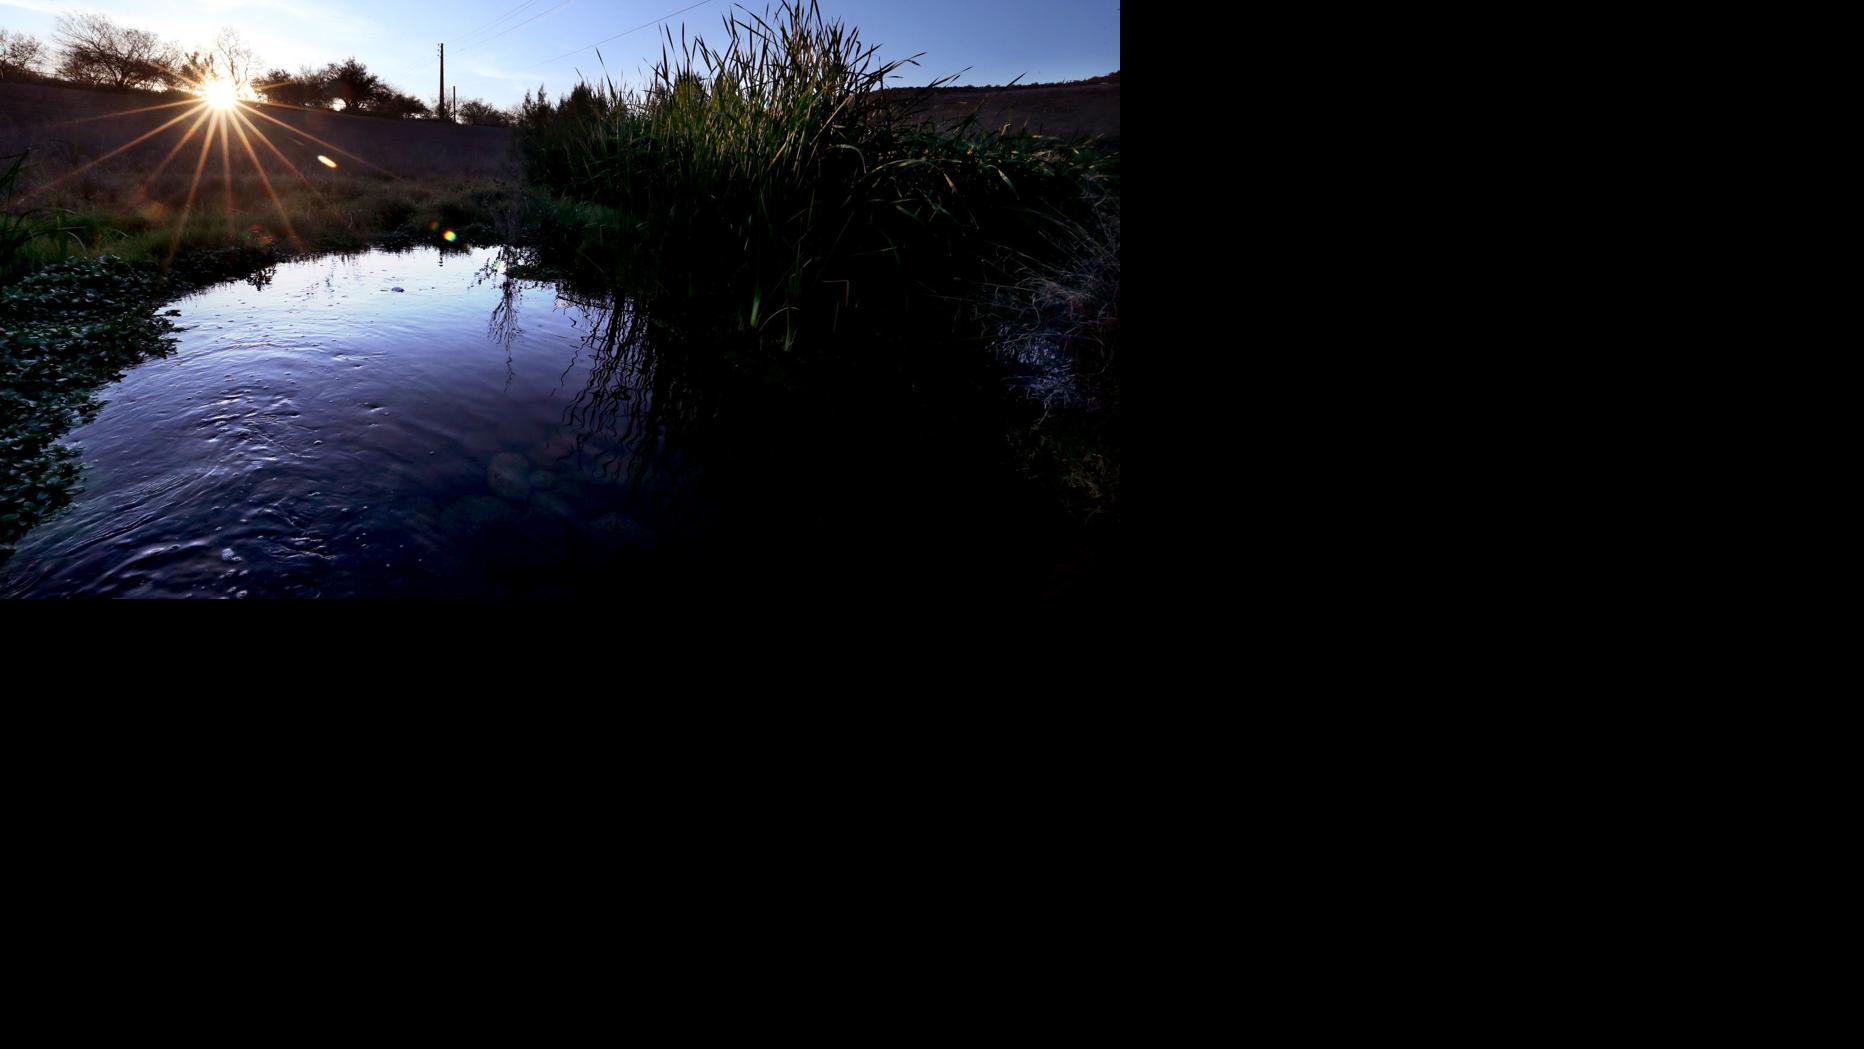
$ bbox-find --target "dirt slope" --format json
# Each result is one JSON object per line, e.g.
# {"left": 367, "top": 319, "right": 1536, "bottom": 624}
{"left": 0, "top": 81, "right": 516, "bottom": 182}
{"left": 882, "top": 74, "right": 1120, "bottom": 148}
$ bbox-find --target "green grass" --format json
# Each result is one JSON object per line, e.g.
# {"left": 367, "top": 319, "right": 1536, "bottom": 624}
{"left": 4, "top": 162, "right": 516, "bottom": 282}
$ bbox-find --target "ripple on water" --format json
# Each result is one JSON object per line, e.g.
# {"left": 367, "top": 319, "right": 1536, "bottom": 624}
{"left": 1, "top": 246, "right": 669, "bottom": 598}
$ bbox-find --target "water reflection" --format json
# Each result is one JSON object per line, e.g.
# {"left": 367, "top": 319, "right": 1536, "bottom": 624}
{"left": 3, "top": 247, "right": 680, "bottom": 598}
{"left": 484, "top": 250, "right": 694, "bottom": 494}
{"left": 481, "top": 240, "right": 1060, "bottom": 603}
{"left": 3, "top": 243, "right": 1054, "bottom": 600}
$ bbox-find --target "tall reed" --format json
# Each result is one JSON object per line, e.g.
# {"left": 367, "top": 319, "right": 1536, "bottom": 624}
{"left": 514, "top": 0, "right": 1112, "bottom": 349}
{"left": 2, "top": 150, "right": 43, "bottom": 285}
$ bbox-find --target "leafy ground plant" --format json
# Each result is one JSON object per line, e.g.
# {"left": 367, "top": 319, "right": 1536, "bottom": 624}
{"left": 0, "top": 255, "right": 185, "bottom": 560}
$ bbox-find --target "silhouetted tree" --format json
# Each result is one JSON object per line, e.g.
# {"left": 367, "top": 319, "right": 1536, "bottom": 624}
{"left": 558, "top": 82, "right": 609, "bottom": 125}
{"left": 154, "top": 30, "right": 260, "bottom": 93}
{"left": 320, "top": 57, "right": 382, "bottom": 111}
{"left": 369, "top": 90, "right": 430, "bottom": 120}
{"left": 212, "top": 29, "right": 259, "bottom": 90}
{"left": 166, "top": 50, "right": 216, "bottom": 91}
{"left": 258, "top": 66, "right": 329, "bottom": 108}
{"left": 53, "top": 12, "right": 175, "bottom": 91}
{"left": 0, "top": 29, "right": 50, "bottom": 82}
{"left": 453, "top": 98, "right": 514, "bottom": 127}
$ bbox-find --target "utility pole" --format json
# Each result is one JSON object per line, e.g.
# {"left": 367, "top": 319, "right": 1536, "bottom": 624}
{"left": 437, "top": 43, "right": 445, "bottom": 121}
{"left": 453, "top": 86, "right": 458, "bottom": 123}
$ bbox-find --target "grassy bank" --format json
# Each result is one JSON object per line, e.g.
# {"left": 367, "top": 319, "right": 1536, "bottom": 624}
{"left": 4, "top": 158, "right": 515, "bottom": 283}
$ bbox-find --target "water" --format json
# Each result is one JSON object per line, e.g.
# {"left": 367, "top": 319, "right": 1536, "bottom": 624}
{"left": 1, "top": 246, "right": 1053, "bottom": 600}
{"left": 2, "top": 247, "right": 686, "bottom": 599}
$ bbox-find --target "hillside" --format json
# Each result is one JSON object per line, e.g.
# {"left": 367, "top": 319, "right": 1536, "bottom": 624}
{"left": 0, "top": 81, "right": 516, "bottom": 184}
{"left": 881, "top": 72, "right": 1120, "bottom": 148}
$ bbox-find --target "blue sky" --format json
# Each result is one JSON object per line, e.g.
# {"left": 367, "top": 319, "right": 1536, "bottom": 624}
{"left": 0, "top": 1, "right": 1120, "bottom": 108}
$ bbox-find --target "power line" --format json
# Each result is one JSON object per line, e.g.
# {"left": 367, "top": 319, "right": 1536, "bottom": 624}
{"left": 522, "top": 0, "right": 717, "bottom": 70}
{"left": 452, "top": 0, "right": 579, "bottom": 57}
{"left": 457, "top": 0, "right": 545, "bottom": 46}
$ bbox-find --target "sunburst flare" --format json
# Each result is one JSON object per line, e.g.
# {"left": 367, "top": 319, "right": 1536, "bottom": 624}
{"left": 10, "top": 72, "right": 402, "bottom": 271}
{"left": 203, "top": 80, "right": 240, "bottom": 110}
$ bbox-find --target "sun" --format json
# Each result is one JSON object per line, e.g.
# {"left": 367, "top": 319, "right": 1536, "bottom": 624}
{"left": 202, "top": 79, "right": 240, "bottom": 110}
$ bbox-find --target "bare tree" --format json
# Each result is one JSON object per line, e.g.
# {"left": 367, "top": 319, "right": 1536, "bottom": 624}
{"left": 212, "top": 28, "right": 259, "bottom": 88}
{"left": 53, "top": 12, "right": 176, "bottom": 91}
{"left": 0, "top": 29, "right": 50, "bottom": 82}
{"left": 163, "top": 29, "right": 259, "bottom": 92}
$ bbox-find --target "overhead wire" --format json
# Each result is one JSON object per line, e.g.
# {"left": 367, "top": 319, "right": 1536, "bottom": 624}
{"left": 451, "top": 0, "right": 580, "bottom": 57}
{"left": 521, "top": 0, "right": 718, "bottom": 70}
{"left": 457, "top": 0, "right": 546, "bottom": 45}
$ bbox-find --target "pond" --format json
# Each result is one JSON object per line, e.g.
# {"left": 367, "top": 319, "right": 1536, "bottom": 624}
{"left": 1, "top": 246, "right": 1056, "bottom": 600}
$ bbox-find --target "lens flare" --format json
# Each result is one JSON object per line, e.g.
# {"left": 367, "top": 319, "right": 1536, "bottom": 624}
{"left": 443, "top": 230, "right": 457, "bottom": 242}
{"left": 15, "top": 68, "right": 402, "bottom": 274}
{"left": 203, "top": 80, "right": 240, "bottom": 110}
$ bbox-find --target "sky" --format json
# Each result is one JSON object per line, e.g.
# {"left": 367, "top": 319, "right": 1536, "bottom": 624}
{"left": 0, "top": 0, "right": 1120, "bottom": 109}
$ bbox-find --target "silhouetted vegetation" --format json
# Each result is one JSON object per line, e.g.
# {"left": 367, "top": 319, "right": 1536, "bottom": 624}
{"left": 0, "top": 151, "right": 37, "bottom": 284}
{"left": 256, "top": 66, "right": 324, "bottom": 108}
{"left": 452, "top": 98, "right": 516, "bottom": 127}
{"left": 0, "top": 29, "right": 50, "bottom": 82}
{"left": 51, "top": 13, "right": 174, "bottom": 91}
{"left": 514, "top": 0, "right": 1114, "bottom": 350}
{"left": 4, "top": 13, "right": 432, "bottom": 117}
{"left": 511, "top": 1, "right": 1121, "bottom": 564}
{"left": 249, "top": 58, "right": 430, "bottom": 118}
